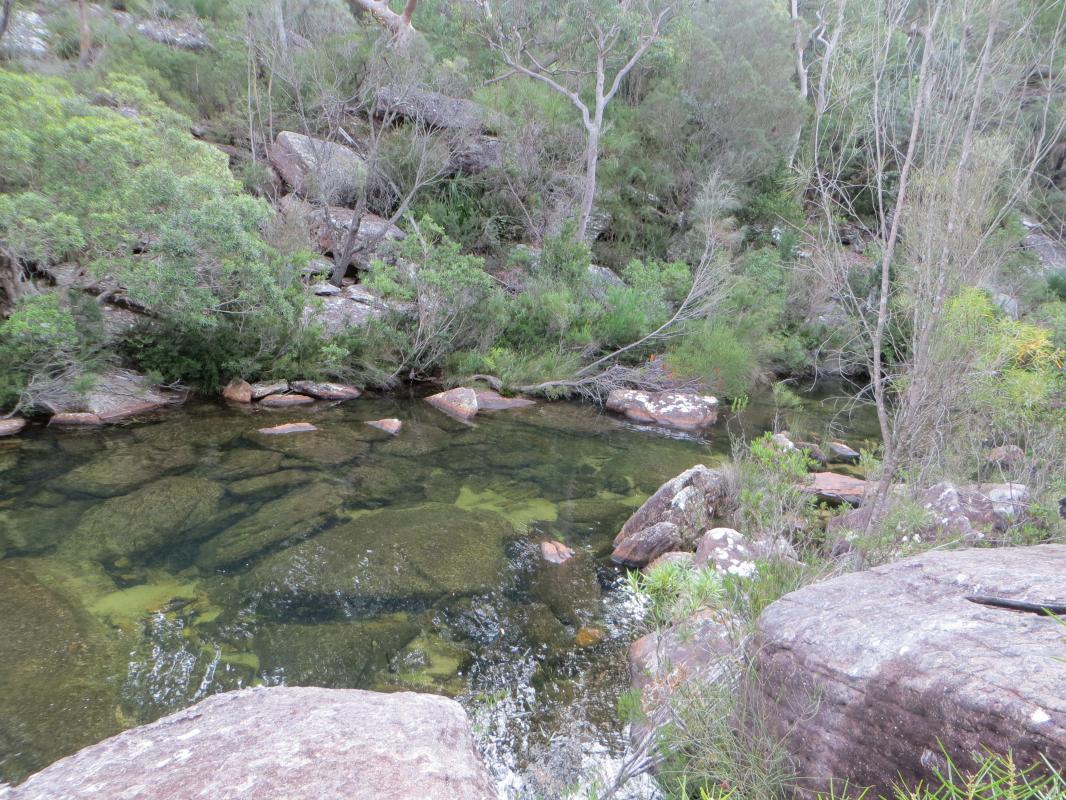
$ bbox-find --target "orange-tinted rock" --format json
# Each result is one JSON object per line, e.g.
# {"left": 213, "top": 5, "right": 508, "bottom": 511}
{"left": 366, "top": 418, "right": 402, "bottom": 435}
{"left": 473, "top": 390, "right": 535, "bottom": 411}
{"left": 425, "top": 387, "right": 478, "bottom": 420}
{"left": 575, "top": 627, "right": 605, "bottom": 648}
{"left": 606, "top": 389, "right": 719, "bottom": 429}
{"left": 259, "top": 394, "right": 315, "bottom": 408}
{"left": 290, "top": 381, "right": 361, "bottom": 401}
{"left": 49, "top": 412, "right": 103, "bottom": 427}
{"left": 257, "top": 423, "right": 318, "bottom": 435}
{"left": 0, "top": 417, "right": 27, "bottom": 437}
{"left": 223, "top": 380, "right": 253, "bottom": 403}
{"left": 540, "top": 540, "right": 575, "bottom": 565}
{"left": 803, "top": 472, "right": 870, "bottom": 506}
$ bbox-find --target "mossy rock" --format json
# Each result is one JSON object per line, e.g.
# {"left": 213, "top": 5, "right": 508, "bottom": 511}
{"left": 130, "top": 411, "right": 246, "bottom": 450}
{"left": 531, "top": 552, "right": 602, "bottom": 627}
{"left": 384, "top": 633, "right": 472, "bottom": 695}
{"left": 556, "top": 497, "right": 633, "bottom": 526}
{"left": 226, "top": 469, "right": 315, "bottom": 498}
{"left": 209, "top": 448, "right": 283, "bottom": 481}
{"left": 245, "top": 503, "right": 515, "bottom": 616}
{"left": 455, "top": 478, "right": 558, "bottom": 528}
{"left": 374, "top": 421, "right": 457, "bottom": 458}
{"left": 62, "top": 476, "right": 225, "bottom": 564}
{"left": 56, "top": 444, "right": 199, "bottom": 498}
{"left": 0, "top": 492, "right": 92, "bottom": 555}
{"left": 0, "top": 559, "right": 128, "bottom": 783}
{"left": 255, "top": 614, "right": 421, "bottom": 688}
{"left": 197, "top": 481, "right": 346, "bottom": 570}
{"left": 253, "top": 426, "right": 371, "bottom": 466}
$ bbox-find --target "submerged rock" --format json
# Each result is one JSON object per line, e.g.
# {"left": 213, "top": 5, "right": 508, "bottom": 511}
{"left": 246, "top": 504, "right": 512, "bottom": 614}
{"left": 57, "top": 443, "right": 198, "bottom": 497}
{"left": 63, "top": 476, "right": 224, "bottom": 563}
{"left": 259, "top": 393, "right": 315, "bottom": 408}
{"left": 0, "top": 560, "right": 126, "bottom": 784}
{"left": 751, "top": 544, "right": 1066, "bottom": 796}
{"left": 197, "top": 482, "right": 344, "bottom": 570}
{"left": 606, "top": 390, "right": 719, "bottom": 429}
{"left": 5, "top": 686, "right": 497, "bottom": 800}
{"left": 257, "top": 422, "right": 318, "bottom": 435}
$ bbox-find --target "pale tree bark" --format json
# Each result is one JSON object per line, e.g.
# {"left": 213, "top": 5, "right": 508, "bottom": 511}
{"left": 0, "top": 0, "right": 14, "bottom": 51}
{"left": 483, "top": 3, "right": 671, "bottom": 242}
{"left": 77, "top": 0, "right": 92, "bottom": 68}
{"left": 348, "top": 0, "right": 418, "bottom": 46}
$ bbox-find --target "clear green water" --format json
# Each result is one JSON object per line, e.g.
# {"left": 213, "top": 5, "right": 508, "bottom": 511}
{"left": 0, "top": 388, "right": 878, "bottom": 794}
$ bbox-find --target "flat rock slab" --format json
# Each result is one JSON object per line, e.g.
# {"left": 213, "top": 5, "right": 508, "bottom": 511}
{"left": 803, "top": 471, "right": 869, "bottom": 505}
{"left": 474, "top": 389, "right": 536, "bottom": 411}
{"left": 3, "top": 686, "right": 497, "bottom": 800}
{"left": 48, "top": 412, "right": 103, "bottom": 427}
{"left": 606, "top": 390, "right": 719, "bottom": 429}
{"left": 259, "top": 393, "right": 315, "bottom": 408}
{"left": 366, "top": 418, "right": 402, "bottom": 435}
{"left": 751, "top": 544, "right": 1066, "bottom": 796}
{"left": 44, "top": 370, "right": 179, "bottom": 423}
{"left": 257, "top": 422, "right": 318, "bottom": 435}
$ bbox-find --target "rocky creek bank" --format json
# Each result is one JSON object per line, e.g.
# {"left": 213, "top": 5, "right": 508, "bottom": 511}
{"left": 622, "top": 463, "right": 1065, "bottom": 796}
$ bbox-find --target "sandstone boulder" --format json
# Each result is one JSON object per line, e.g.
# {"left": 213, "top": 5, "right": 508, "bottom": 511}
{"left": 611, "top": 465, "right": 728, "bottom": 566}
{"left": 612, "top": 521, "right": 683, "bottom": 568}
{"left": 250, "top": 380, "right": 289, "bottom": 400}
{"left": 828, "top": 441, "right": 860, "bottom": 464}
{"left": 540, "top": 540, "right": 575, "bottom": 564}
{"left": 425, "top": 387, "right": 478, "bottom": 420}
{"left": 606, "top": 390, "right": 719, "bottom": 429}
{"left": 43, "top": 369, "right": 178, "bottom": 423}
{"left": 4, "top": 686, "right": 496, "bottom": 800}
{"left": 0, "top": 11, "right": 49, "bottom": 59}
{"left": 222, "top": 379, "right": 252, "bottom": 403}
{"left": 269, "top": 132, "right": 367, "bottom": 205}
{"left": 373, "top": 86, "right": 504, "bottom": 133}
{"left": 0, "top": 418, "right": 26, "bottom": 437}
{"left": 303, "top": 284, "right": 413, "bottom": 336}
{"left": 473, "top": 389, "right": 536, "bottom": 410}
{"left": 751, "top": 544, "right": 1066, "bottom": 797}
{"left": 257, "top": 422, "right": 317, "bottom": 435}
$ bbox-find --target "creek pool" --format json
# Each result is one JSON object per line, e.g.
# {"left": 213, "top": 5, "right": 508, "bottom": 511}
{"left": 0, "top": 388, "right": 877, "bottom": 795}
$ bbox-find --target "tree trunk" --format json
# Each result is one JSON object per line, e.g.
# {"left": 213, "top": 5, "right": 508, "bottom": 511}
{"left": 575, "top": 122, "right": 600, "bottom": 243}
{"left": 0, "top": 0, "right": 15, "bottom": 50}
{"left": 77, "top": 0, "right": 92, "bottom": 68}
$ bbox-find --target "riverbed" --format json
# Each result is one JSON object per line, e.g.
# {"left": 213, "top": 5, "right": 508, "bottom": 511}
{"left": 0, "top": 388, "right": 878, "bottom": 794}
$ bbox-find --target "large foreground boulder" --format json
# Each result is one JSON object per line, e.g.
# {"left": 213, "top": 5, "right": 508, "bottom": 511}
{"left": 751, "top": 544, "right": 1066, "bottom": 797}
{"left": 2, "top": 686, "right": 497, "bottom": 800}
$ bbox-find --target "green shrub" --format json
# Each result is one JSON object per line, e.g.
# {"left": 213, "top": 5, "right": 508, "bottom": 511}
{"left": 733, "top": 433, "right": 816, "bottom": 544}
{"left": 627, "top": 560, "right": 724, "bottom": 627}
{"left": 666, "top": 322, "right": 759, "bottom": 398}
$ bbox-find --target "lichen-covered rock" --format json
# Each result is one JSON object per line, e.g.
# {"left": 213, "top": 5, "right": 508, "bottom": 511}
{"left": 751, "top": 544, "right": 1066, "bottom": 797}
{"left": 606, "top": 390, "right": 719, "bottom": 429}
{"left": 245, "top": 504, "right": 512, "bottom": 615}
{"left": 425, "top": 387, "right": 479, "bottom": 420}
{"left": 135, "top": 17, "right": 211, "bottom": 50}
{"left": 694, "top": 527, "right": 757, "bottom": 578}
{"left": 611, "top": 465, "right": 728, "bottom": 566}
{"left": 269, "top": 132, "right": 367, "bottom": 204}
{"left": 62, "top": 476, "right": 224, "bottom": 563}
{"left": 5, "top": 686, "right": 497, "bottom": 800}
{"left": 250, "top": 380, "right": 289, "bottom": 400}
{"left": 373, "top": 86, "right": 504, "bottom": 134}
{"left": 289, "top": 381, "right": 361, "bottom": 401}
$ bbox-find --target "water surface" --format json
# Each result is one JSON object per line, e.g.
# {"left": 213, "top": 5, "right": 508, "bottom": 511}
{"left": 0, "top": 388, "right": 877, "bottom": 794}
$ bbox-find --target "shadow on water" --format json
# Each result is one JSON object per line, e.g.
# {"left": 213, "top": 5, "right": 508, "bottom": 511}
{"left": 0, "top": 385, "right": 878, "bottom": 793}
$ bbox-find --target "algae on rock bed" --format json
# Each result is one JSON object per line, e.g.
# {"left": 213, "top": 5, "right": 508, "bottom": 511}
{"left": 62, "top": 476, "right": 225, "bottom": 564}
{"left": 245, "top": 503, "right": 516, "bottom": 615}
{"left": 0, "top": 559, "right": 129, "bottom": 783}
